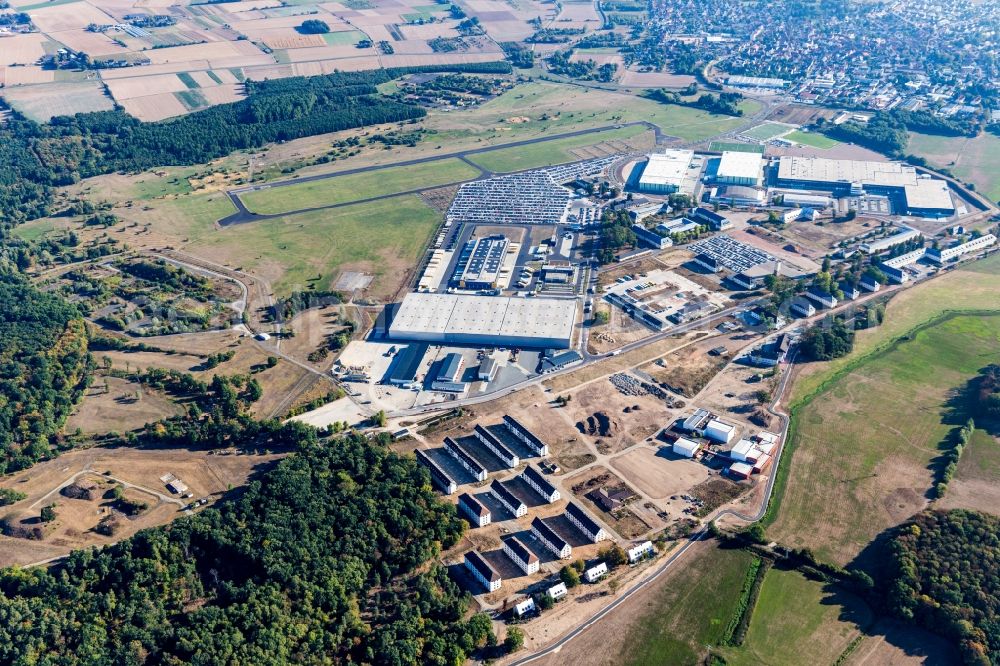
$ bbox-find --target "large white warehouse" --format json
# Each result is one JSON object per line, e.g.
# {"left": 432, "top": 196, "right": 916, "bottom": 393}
{"left": 388, "top": 293, "right": 577, "bottom": 348}
{"left": 637, "top": 150, "right": 695, "bottom": 194}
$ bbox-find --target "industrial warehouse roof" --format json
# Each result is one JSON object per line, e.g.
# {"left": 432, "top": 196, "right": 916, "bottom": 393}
{"left": 777, "top": 156, "right": 917, "bottom": 187}
{"left": 389, "top": 293, "right": 576, "bottom": 347}
{"left": 903, "top": 179, "right": 953, "bottom": 211}
{"left": 638, "top": 150, "right": 694, "bottom": 188}
{"left": 717, "top": 151, "right": 764, "bottom": 181}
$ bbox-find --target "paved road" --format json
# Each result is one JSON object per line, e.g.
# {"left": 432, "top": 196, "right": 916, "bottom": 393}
{"left": 219, "top": 121, "right": 658, "bottom": 226}
{"left": 509, "top": 528, "right": 711, "bottom": 665}
{"left": 507, "top": 346, "right": 799, "bottom": 666}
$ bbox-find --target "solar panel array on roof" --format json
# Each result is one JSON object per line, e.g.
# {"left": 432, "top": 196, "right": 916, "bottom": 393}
{"left": 454, "top": 235, "right": 510, "bottom": 288}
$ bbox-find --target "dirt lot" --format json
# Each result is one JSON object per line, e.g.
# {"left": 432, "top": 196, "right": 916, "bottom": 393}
{"left": 639, "top": 334, "right": 743, "bottom": 398}
{"left": 0, "top": 446, "right": 283, "bottom": 568}
{"left": 774, "top": 217, "right": 878, "bottom": 256}
{"left": 66, "top": 377, "right": 183, "bottom": 435}
{"left": 609, "top": 447, "right": 710, "bottom": 500}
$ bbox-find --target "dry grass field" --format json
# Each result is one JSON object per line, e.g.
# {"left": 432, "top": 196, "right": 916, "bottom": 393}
{"left": 0, "top": 446, "right": 283, "bottom": 568}
{"left": 2, "top": 80, "right": 114, "bottom": 121}
{"left": 66, "top": 376, "right": 184, "bottom": 435}
{"left": 772, "top": 312, "right": 1000, "bottom": 566}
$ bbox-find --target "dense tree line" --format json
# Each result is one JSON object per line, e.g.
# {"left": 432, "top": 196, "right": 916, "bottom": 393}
{"left": 0, "top": 62, "right": 509, "bottom": 224}
{"left": 971, "top": 364, "right": 1000, "bottom": 419}
{"left": 0, "top": 429, "right": 494, "bottom": 664}
{"left": 798, "top": 319, "right": 854, "bottom": 361}
{"left": 887, "top": 509, "right": 1000, "bottom": 665}
{"left": 0, "top": 277, "right": 91, "bottom": 474}
{"left": 819, "top": 109, "right": 981, "bottom": 158}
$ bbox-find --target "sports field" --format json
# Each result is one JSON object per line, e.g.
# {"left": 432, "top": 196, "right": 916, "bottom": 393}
{"left": 185, "top": 194, "right": 440, "bottom": 298}
{"left": 785, "top": 130, "right": 839, "bottom": 149}
{"left": 742, "top": 122, "right": 789, "bottom": 141}
{"left": 709, "top": 141, "right": 765, "bottom": 153}
{"left": 719, "top": 568, "right": 871, "bottom": 666}
{"left": 467, "top": 125, "right": 646, "bottom": 173}
{"left": 771, "top": 312, "right": 1000, "bottom": 565}
{"left": 908, "top": 131, "right": 1000, "bottom": 202}
{"left": 239, "top": 158, "right": 480, "bottom": 214}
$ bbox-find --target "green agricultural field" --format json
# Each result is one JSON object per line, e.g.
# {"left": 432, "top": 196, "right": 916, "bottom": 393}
{"left": 468, "top": 125, "right": 646, "bottom": 173}
{"left": 185, "top": 194, "right": 440, "bottom": 298}
{"left": 239, "top": 158, "right": 480, "bottom": 215}
{"left": 742, "top": 122, "right": 790, "bottom": 141}
{"left": 620, "top": 545, "right": 755, "bottom": 665}
{"left": 770, "top": 313, "right": 1000, "bottom": 565}
{"left": 719, "top": 568, "right": 872, "bottom": 666}
{"left": 322, "top": 30, "right": 367, "bottom": 46}
{"left": 785, "top": 130, "right": 839, "bottom": 149}
{"left": 908, "top": 131, "right": 1000, "bottom": 202}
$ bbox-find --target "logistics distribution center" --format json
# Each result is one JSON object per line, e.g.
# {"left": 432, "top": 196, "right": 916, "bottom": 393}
{"left": 774, "top": 156, "right": 955, "bottom": 217}
{"left": 637, "top": 150, "right": 696, "bottom": 194}
{"left": 387, "top": 293, "right": 577, "bottom": 349}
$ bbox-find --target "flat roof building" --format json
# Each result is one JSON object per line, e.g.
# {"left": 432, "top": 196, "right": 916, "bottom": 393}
{"left": 715, "top": 151, "right": 764, "bottom": 187}
{"left": 705, "top": 419, "right": 736, "bottom": 443}
{"left": 673, "top": 437, "right": 701, "bottom": 458}
{"left": 388, "top": 293, "right": 577, "bottom": 349}
{"left": 637, "top": 150, "right": 695, "bottom": 194}
{"left": 776, "top": 156, "right": 918, "bottom": 192}
{"left": 904, "top": 179, "right": 954, "bottom": 217}
{"left": 453, "top": 235, "right": 511, "bottom": 290}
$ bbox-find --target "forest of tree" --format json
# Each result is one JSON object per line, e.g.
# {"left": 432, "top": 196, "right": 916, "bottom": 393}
{"left": 886, "top": 509, "right": 999, "bottom": 665}
{"left": 0, "top": 62, "right": 509, "bottom": 224}
{"left": 0, "top": 277, "right": 91, "bottom": 474}
{"left": 0, "top": 429, "right": 494, "bottom": 664}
